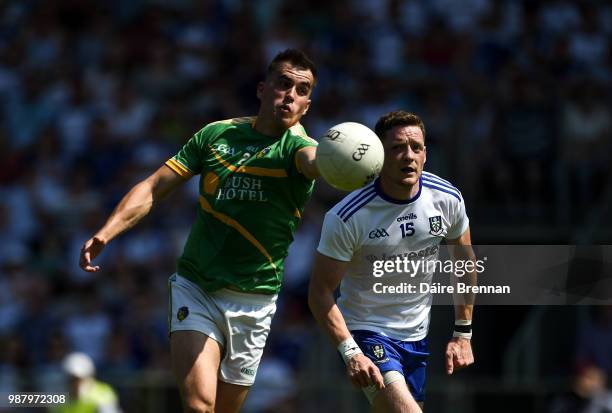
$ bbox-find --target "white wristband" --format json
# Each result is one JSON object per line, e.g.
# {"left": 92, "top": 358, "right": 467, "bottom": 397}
{"left": 337, "top": 337, "right": 363, "bottom": 364}
{"left": 455, "top": 319, "right": 472, "bottom": 326}
{"left": 453, "top": 330, "right": 473, "bottom": 339}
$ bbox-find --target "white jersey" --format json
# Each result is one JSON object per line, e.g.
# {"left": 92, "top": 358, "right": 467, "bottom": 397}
{"left": 317, "top": 172, "right": 469, "bottom": 341}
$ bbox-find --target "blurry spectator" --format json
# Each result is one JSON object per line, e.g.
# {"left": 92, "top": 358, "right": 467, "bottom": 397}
{"left": 458, "top": 84, "right": 497, "bottom": 208}
{"left": 493, "top": 74, "right": 555, "bottom": 219}
{"left": 268, "top": 293, "right": 315, "bottom": 370}
{"left": 241, "top": 353, "right": 298, "bottom": 413}
{"left": 134, "top": 40, "right": 186, "bottom": 100}
{"left": 53, "top": 167, "right": 102, "bottom": 243}
{"left": 539, "top": 0, "right": 580, "bottom": 35}
{"left": 556, "top": 82, "right": 611, "bottom": 222}
{"left": 568, "top": 4, "right": 609, "bottom": 72}
{"left": 74, "top": 12, "right": 112, "bottom": 69}
{"left": 31, "top": 127, "right": 69, "bottom": 216}
{"left": 19, "top": 276, "right": 59, "bottom": 365}
{"left": 420, "top": 18, "right": 456, "bottom": 74}
{"left": 36, "top": 331, "right": 70, "bottom": 394}
{"left": 63, "top": 289, "right": 112, "bottom": 365}
{"left": 83, "top": 50, "right": 119, "bottom": 109}
{"left": 367, "top": 25, "right": 404, "bottom": 77}
{"left": 3, "top": 71, "right": 58, "bottom": 149}
{"left": 262, "top": 10, "right": 304, "bottom": 63}
{"left": 356, "top": 75, "right": 402, "bottom": 129}
{"left": 101, "top": 328, "right": 137, "bottom": 376}
{"left": 577, "top": 306, "right": 612, "bottom": 379}
{"left": 549, "top": 365, "right": 612, "bottom": 413}
{"left": 104, "top": 83, "right": 154, "bottom": 141}
{"left": 283, "top": 208, "right": 324, "bottom": 292}
{"left": 0, "top": 336, "right": 27, "bottom": 393}
{"left": 50, "top": 352, "right": 121, "bottom": 413}
{"left": 429, "top": 0, "right": 491, "bottom": 33}
{"left": 420, "top": 86, "right": 455, "bottom": 176}
{"left": 473, "top": 1, "right": 521, "bottom": 77}
{"left": 398, "top": 0, "right": 428, "bottom": 36}
{"left": 0, "top": 205, "right": 27, "bottom": 268}
{"left": 87, "top": 119, "right": 128, "bottom": 187}
{"left": 0, "top": 247, "right": 30, "bottom": 334}
{"left": 121, "top": 290, "right": 167, "bottom": 370}
{"left": 0, "top": 171, "right": 39, "bottom": 243}
{"left": 545, "top": 35, "right": 576, "bottom": 81}
{"left": 23, "top": 7, "right": 63, "bottom": 69}
{"left": 56, "top": 77, "right": 97, "bottom": 161}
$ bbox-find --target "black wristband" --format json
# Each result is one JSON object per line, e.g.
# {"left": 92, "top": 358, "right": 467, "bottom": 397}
{"left": 454, "top": 324, "right": 472, "bottom": 334}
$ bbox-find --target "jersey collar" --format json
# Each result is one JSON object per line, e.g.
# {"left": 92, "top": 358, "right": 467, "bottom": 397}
{"left": 374, "top": 177, "right": 422, "bottom": 205}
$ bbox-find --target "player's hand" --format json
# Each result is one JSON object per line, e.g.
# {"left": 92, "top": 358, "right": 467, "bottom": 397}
{"left": 445, "top": 337, "right": 474, "bottom": 375}
{"left": 79, "top": 235, "right": 106, "bottom": 272}
{"left": 346, "top": 353, "right": 385, "bottom": 390}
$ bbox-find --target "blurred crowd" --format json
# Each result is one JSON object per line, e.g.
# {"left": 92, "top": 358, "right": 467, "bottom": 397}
{"left": 1, "top": 0, "right": 612, "bottom": 411}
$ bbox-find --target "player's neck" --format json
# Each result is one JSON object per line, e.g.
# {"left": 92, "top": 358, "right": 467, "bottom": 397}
{"left": 253, "top": 113, "right": 287, "bottom": 138}
{"left": 379, "top": 176, "right": 420, "bottom": 201}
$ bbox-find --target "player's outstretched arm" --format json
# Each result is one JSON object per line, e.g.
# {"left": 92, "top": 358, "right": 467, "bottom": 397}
{"left": 445, "top": 227, "right": 476, "bottom": 375}
{"left": 296, "top": 146, "right": 320, "bottom": 179}
{"left": 79, "top": 165, "right": 188, "bottom": 272}
{"left": 308, "top": 252, "right": 384, "bottom": 390}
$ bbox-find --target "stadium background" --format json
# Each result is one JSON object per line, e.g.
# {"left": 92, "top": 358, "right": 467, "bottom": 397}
{"left": 1, "top": 0, "right": 611, "bottom": 411}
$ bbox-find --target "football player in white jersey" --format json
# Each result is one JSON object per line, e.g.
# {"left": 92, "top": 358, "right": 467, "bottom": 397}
{"left": 309, "top": 111, "right": 475, "bottom": 412}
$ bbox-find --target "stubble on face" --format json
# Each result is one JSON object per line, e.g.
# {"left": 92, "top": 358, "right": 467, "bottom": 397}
{"left": 381, "top": 125, "right": 426, "bottom": 189}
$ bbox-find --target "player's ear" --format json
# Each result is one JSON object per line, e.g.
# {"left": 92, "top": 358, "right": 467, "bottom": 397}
{"left": 303, "top": 99, "right": 311, "bottom": 115}
{"left": 423, "top": 146, "right": 427, "bottom": 164}
{"left": 256, "top": 81, "right": 264, "bottom": 100}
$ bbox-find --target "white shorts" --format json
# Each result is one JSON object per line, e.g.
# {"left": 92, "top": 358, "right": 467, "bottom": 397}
{"left": 168, "top": 273, "right": 277, "bottom": 386}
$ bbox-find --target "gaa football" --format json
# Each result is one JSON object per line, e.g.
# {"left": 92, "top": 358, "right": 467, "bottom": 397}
{"left": 316, "top": 122, "right": 384, "bottom": 191}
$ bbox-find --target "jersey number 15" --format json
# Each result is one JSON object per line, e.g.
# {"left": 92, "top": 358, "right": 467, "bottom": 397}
{"left": 399, "top": 222, "right": 415, "bottom": 238}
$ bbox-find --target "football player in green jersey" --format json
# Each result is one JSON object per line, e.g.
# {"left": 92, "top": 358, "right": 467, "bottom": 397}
{"left": 80, "top": 49, "right": 319, "bottom": 413}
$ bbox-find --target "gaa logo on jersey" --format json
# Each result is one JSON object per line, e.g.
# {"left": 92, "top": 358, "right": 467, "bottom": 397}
{"left": 177, "top": 306, "right": 189, "bottom": 322}
{"left": 428, "top": 215, "right": 443, "bottom": 236}
{"left": 368, "top": 228, "right": 390, "bottom": 239}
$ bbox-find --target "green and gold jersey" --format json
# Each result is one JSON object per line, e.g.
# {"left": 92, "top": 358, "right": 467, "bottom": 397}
{"left": 165, "top": 117, "right": 317, "bottom": 294}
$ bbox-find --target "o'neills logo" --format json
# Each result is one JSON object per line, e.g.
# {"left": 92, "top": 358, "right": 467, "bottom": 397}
{"left": 241, "top": 367, "right": 256, "bottom": 376}
{"left": 216, "top": 176, "right": 268, "bottom": 202}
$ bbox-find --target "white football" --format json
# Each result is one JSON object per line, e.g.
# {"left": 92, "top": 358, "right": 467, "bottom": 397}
{"left": 316, "top": 122, "right": 384, "bottom": 191}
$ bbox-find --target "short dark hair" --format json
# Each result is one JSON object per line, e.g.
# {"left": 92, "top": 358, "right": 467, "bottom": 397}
{"left": 267, "top": 49, "right": 317, "bottom": 85}
{"left": 374, "top": 111, "right": 426, "bottom": 141}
